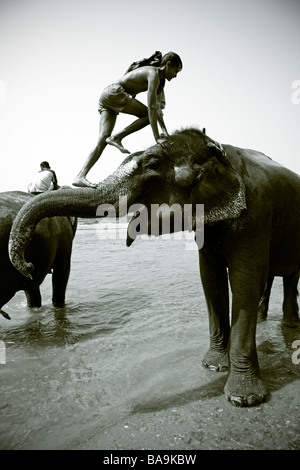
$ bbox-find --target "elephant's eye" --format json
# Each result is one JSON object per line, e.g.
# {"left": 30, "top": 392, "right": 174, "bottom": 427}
{"left": 143, "top": 156, "right": 160, "bottom": 170}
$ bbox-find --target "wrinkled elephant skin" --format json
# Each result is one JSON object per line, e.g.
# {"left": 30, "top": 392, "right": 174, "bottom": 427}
{"left": 8, "top": 128, "right": 300, "bottom": 407}
{"left": 0, "top": 191, "right": 77, "bottom": 318}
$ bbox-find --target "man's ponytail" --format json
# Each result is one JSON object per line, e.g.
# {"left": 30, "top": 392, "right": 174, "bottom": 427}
{"left": 125, "top": 51, "right": 162, "bottom": 74}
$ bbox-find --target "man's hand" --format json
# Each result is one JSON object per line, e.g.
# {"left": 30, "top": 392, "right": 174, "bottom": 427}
{"left": 156, "top": 136, "right": 167, "bottom": 145}
{"left": 159, "top": 132, "right": 168, "bottom": 139}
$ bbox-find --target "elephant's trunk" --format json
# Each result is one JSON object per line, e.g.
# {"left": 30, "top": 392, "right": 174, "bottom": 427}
{"left": 9, "top": 169, "right": 134, "bottom": 277}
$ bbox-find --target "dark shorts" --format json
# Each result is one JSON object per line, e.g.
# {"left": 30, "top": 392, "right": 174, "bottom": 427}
{"left": 98, "top": 84, "right": 133, "bottom": 115}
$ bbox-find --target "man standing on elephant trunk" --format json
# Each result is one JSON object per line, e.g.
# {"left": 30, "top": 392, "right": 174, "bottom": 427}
{"left": 72, "top": 51, "right": 183, "bottom": 189}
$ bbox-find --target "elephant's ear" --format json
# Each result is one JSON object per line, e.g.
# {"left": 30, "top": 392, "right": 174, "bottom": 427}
{"left": 206, "top": 141, "right": 226, "bottom": 160}
{"left": 191, "top": 147, "right": 247, "bottom": 224}
{"left": 206, "top": 140, "right": 234, "bottom": 170}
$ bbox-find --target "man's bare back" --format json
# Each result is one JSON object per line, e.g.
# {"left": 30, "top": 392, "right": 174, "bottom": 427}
{"left": 116, "top": 66, "right": 160, "bottom": 97}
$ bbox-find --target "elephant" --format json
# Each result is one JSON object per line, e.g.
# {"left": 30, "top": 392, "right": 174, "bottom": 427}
{"left": 0, "top": 191, "right": 77, "bottom": 319}
{"left": 8, "top": 128, "right": 300, "bottom": 407}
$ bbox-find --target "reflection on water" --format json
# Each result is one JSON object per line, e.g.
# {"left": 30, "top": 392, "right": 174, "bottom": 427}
{"left": 0, "top": 220, "right": 299, "bottom": 450}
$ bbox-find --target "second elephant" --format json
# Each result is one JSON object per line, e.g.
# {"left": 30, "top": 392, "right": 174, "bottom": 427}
{"left": 0, "top": 191, "right": 77, "bottom": 319}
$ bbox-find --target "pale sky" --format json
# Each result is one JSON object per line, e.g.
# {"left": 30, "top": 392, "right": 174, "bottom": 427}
{"left": 0, "top": 0, "right": 299, "bottom": 192}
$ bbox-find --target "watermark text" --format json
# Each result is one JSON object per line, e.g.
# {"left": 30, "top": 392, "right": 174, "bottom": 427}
{"left": 0, "top": 80, "right": 5, "bottom": 105}
{"left": 291, "top": 80, "right": 300, "bottom": 104}
{"left": 95, "top": 196, "right": 204, "bottom": 250}
{"left": 292, "top": 340, "right": 300, "bottom": 365}
{"left": 0, "top": 340, "right": 6, "bottom": 364}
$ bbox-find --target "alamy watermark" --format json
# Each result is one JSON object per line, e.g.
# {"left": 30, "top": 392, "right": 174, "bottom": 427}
{"left": 292, "top": 340, "right": 300, "bottom": 365}
{"left": 0, "top": 80, "right": 5, "bottom": 105}
{"left": 95, "top": 196, "right": 204, "bottom": 250}
{"left": 291, "top": 80, "right": 300, "bottom": 104}
{"left": 0, "top": 340, "right": 5, "bottom": 364}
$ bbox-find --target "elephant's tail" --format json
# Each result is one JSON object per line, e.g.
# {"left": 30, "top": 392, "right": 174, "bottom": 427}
{"left": 0, "top": 309, "right": 11, "bottom": 320}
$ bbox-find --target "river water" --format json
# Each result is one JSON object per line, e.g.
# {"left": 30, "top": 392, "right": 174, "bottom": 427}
{"left": 0, "top": 219, "right": 299, "bottom": 450}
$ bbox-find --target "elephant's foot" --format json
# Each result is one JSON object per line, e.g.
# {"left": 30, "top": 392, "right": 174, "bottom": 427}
{"left": 282, "top": 313, "right": 300, "bottom": 328}
{"left": 202, "top": 348, "right": 228, "bottom": 372}
{"left": 25, "top": 289, "right": 41, "bottom": 308}
{"left": 53, "top": 300, "right": 66, "bottom": 309}
{"left": 224, "top": 372, "right": 267, "bottom": 407}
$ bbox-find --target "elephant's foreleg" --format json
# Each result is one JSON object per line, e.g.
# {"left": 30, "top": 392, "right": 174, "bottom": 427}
{"left": 51, "top": 259, "right": 71, "bottom": 308}
{"left": 225, "top": 256, "right": 268, "bottom": 407}
{"left": 25, "top": 288, "right": 42, "bottom": 308}
{"left": 282, "top": 272, "right": 300, "bottom": 327}
{"left": 199, "top": 250, "right": 230, "bottom": 372}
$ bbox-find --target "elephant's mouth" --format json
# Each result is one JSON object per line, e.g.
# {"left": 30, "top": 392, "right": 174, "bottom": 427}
{"left": 126, "top": 199, "right": 195, "bottom": 248}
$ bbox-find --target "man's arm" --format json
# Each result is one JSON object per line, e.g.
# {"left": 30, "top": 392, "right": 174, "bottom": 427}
{"left": 157, "top": 111, "right": 168, "bottom": 136}
{"left": 157, "top": 90, "right": 168, "bottom": 136}
{"left": 146, "top": 70, "right": 161, "bottom": 142}
{"left": 50, "top": 170, "right": 59, "bottom": 190}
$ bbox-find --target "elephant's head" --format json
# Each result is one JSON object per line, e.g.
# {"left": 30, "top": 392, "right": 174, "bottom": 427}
{"left": 9, "top": 128, "right": 246, "bottom": 277}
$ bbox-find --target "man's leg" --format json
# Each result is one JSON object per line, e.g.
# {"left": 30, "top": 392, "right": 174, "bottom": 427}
{"left": 106, "top": 99, "right": 149, "bottom": 153}
{"left": 73, "top": 110, "right": 117, "bottom": 188}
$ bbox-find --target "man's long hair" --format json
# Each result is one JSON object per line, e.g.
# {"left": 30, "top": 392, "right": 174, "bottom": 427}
{"left": 125, "top": 51, "right": 163, "bottom": 74}
{"left": 125, "top": 51, "right": 182, "bottom": 73}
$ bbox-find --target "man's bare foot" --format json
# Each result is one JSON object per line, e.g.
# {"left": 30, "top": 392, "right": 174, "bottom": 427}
{"left": 106, "top": 137, "right": 130, "bottom": 154}
{"left": 72, "top": 176, "right": 97, "bottom": 189}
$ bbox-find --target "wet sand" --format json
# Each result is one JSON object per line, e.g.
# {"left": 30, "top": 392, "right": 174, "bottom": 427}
{"left": 77, "top": 319, "right": 300, "bottom": 451}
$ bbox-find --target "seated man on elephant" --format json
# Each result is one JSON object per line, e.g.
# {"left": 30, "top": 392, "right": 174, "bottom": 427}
{"left": 28, "top": 161, "right": 59, "bottom": 195}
